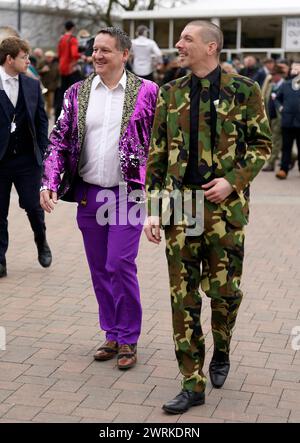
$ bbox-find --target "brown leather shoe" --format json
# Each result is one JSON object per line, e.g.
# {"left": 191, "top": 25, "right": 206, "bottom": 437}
{"left": 276, "top": 169, "right": 287, "bottom": 180}
{"left": 117, "top": 344, "right": 137, "bottom": 370}
{"left": 94, "top": 340, "right": 118, "bottom": 361}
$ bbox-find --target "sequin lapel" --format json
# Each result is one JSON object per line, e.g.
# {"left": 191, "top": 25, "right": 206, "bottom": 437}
{"left": 78, "top": 73, "right": 96, "bottom": 149}
{"left": 120, "top": 71, "right": 142, "bottom": 137}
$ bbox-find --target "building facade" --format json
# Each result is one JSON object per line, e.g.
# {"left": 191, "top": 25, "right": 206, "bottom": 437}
{"left": 122, "top": 0, "right": 300, "bottom": 61}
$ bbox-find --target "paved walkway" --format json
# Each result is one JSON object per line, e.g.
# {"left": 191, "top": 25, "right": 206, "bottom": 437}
{"left": 0, "top": 167, "right": 300, "bottom": 423}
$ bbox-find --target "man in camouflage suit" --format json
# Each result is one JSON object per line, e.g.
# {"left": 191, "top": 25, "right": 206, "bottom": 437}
{"left": 144, "top": 20, "right": 272, "bottom": 414}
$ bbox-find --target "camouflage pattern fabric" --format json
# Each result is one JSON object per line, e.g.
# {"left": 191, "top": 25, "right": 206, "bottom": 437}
{"left": 146, "top": 71, "right": 272, "bottom": 221}
{"left": 146, "top": 70, "right": 272, "bottom": 392}
{"left": 165, "top": 198, "right": 244, "bottom": 392}
{"left": 267, "top": 117, "right": 282, "bottom": 167}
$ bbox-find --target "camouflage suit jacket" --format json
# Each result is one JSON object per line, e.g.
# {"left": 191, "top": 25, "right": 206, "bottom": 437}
{"left": 146, "top": 70, "right": 272, "bottom": 227}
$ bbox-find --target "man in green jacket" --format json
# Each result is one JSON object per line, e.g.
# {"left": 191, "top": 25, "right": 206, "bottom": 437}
{"left": 145, "top": 20, "right": 272, "bottom": 414}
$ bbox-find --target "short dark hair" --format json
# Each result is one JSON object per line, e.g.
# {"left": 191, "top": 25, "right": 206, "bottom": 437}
{"left": 0, "top": 37, "right": 30, "bottom": 65}
{"left": 270, "top": 65, "right": 285, "bottom": 76}
{"left": 187, "top": 20, "right": 224, "bottom": 54}
{"left": 277, "top": 58, "right": 290, "bottom": 66}
{"left": 263, "top": 57, "right": 275, "bottom": 65}
{"left": 97, "top": 27, "right": 132, "bottom": 51}
{"left": 65, "top": 20, "right": 75, "bottom": 31}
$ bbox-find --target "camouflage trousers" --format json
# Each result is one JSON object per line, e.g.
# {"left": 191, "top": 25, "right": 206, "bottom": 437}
{"left": 164, "top": 200, "right": 245, "bottom": 393}
{"left": 267, "top": 117, "right": 282, "bottom": 167}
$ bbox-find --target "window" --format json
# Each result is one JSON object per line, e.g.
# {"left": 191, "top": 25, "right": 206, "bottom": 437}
{"left": 241, "top": 17, "right": 282, "bottom": 48}
{"left": 173, "top": 19, "right": 191, "bottom": 46}
{"left": 123, "top": 20, "right": 131, "bottom": 36}
{"left": 220, "top": 18, "right": 237, "bottom": 49}
{"left": 154, "top": 20, "right": 169, "bottom": 49}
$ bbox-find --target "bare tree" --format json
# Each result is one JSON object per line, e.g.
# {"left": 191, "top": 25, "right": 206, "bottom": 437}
{"left": 25, "top": 0, "right": 196, "bottom": 27}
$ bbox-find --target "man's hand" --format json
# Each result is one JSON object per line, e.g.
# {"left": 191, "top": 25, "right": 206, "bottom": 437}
{"left": 144, "top": 216, "right": 161, "bottom": 245}
{"left": 40, "top": 190, "right": 58, "bottom": 213}
{"left": 202, "top": 178, "right": 234, "bottom": 204}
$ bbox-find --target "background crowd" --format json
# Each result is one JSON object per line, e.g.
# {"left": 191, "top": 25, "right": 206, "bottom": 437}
{"left": 2, "top": 19, "right": 299, "bottom": 180}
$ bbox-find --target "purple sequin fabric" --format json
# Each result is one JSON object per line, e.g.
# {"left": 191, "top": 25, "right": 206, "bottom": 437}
{"left": 42, "top": 72, "right": 159, "bottom": 199}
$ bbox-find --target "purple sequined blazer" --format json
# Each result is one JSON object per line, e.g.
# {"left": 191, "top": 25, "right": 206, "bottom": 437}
{"left": 42, "top": 71, "right": 159, "bottom": 201}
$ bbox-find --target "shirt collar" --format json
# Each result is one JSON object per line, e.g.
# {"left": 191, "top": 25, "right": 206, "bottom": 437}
{"left": 191, "top": 65, "right": 221, "bottom": 87}
{"left": 94, "top": 70, "right": 127, "bottom": 91}
{"left": 0, "top": 65, "right": 19, "bottom": 82}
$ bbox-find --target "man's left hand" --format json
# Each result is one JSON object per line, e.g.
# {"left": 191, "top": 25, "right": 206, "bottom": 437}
{"left": 202, "top": 178, "right": 234, "bottom": 204}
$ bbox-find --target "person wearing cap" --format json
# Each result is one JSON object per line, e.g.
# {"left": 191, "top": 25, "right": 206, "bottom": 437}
{"left": 39, "top": 50, "right": 60, "bottom": 117}
{"left": 131, "top": 25, "right": 162, "bottom": 81}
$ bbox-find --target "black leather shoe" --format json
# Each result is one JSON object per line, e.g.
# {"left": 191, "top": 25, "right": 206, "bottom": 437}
{"left": 35, "top": 237, "right": 52, "bottom": 268}
{"left": 162, "top": 390, "right": 205, "bottom": 414}
{"left": 0, "top": 262, "right": 7, "bottom": 278}
{"left": 209, "top": 350, "right": 230, "bottom": 389}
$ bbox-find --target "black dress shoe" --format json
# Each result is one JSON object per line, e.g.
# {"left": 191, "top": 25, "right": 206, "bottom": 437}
{"left": 0, "top": 262, "right": 7, "bottom": 278}
{"left": 209, "top": 350, "right": 230, "bottom": 389}
{"left": 35, "top": 237, "right": 52, "bottom": 268}
{"left": 162, "top": 389, "right": 205, "bottom": 414}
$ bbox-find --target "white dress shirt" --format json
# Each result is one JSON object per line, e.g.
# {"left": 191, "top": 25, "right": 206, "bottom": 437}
{"left": 131, "top": 36, "right": 162, "bottom": 76}
{"left": 79, "top": 71, "right": 126, "bottom": 187}
{"left": 0, "top": 65, "right": 19, "bottom": 107}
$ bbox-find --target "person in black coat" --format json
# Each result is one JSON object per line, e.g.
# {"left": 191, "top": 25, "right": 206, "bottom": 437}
{"left": 253, "top": 58, "right": 275, "bottom": 87}
{"left": 0, "top": 37, "right": 52, "bottom": 278}
{"left": 275, "top": 62, "right": 300, "bottom": 179}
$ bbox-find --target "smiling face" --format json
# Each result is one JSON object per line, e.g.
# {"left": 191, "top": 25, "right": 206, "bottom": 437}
{"left": 92, "top": 33, "right": 129, "bottom": 80}
{"left": 175, "top": 24, "right": 218, "bottom": 72}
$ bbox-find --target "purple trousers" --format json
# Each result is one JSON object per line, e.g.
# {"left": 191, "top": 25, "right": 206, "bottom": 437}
{"left": 75, "top": 181, "right": 144, "bottom": 345}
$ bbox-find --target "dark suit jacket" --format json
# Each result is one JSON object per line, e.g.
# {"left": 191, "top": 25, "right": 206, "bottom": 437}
{"left": 0, "top": 73, "right": 48, "bottom": 165}
{"left": 275, "top": 79, "right": 300, "bottom": 128}
{"left": 253, "top": 68, "right": 267, "bottom": 87}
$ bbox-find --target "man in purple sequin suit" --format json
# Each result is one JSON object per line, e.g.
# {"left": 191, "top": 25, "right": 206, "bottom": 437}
{"left": 40, "top": 28, "right": 158, "bottom": 370}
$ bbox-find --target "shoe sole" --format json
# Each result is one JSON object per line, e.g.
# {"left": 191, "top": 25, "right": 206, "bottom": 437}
{"left": 210, "top": 381, "right": 224, "bottom": 389}
{"left": 117, "top": 360, "right": 137, "bottom": 370}
{"left": 162, "top": 398, "right": 205, "bottom": 414}
{"left": 94, "top": 353, "right": 117, "bottom": 361}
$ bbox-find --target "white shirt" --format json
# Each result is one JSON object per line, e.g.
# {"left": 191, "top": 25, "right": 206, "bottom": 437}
{"left": 79, "top": 71, "right": 126, "bottom": 187}
{"left": 131, "top": 36, "right": 162, "bottom": 76}
{"left": 0, "top": 65, "right": 19, "bottom": 107}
